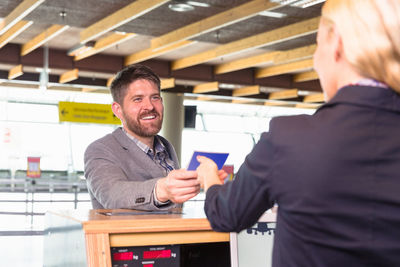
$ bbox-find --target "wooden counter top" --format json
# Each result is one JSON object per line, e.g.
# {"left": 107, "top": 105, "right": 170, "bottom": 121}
{"left": 44, "top": 206, "right": 230, "bottom": 267}
{"left": 47, "top": 205, "right": 218, "bottom": 234}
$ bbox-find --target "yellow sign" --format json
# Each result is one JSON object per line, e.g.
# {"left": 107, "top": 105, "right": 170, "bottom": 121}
{"left": 58, "top": 101, "right": 121, "bottom": 125}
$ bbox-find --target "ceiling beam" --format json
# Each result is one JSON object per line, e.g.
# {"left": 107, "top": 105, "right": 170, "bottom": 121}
{"left": 125, "top": 40, "right": 193, "bottom": 66}
{"left": 232, "top": 85, "right": 260, "bottom": 97}
{"left": 256, "top": 58, "right": 314, "bottom": 78}
{"left": 0, "top": 44, "right": 320, "bottom": 98}
{"left": 104, "top": 76, "right": 176, "bottom": 90}
{"left": 67, "top": 42, "right": 96, "bottom": 57}
{"left": 21, "top": 24, "right": 70, "bottom": 56}
{"left": 215, "top": 51, "right": 278, "bottom": 75}
{"left": 172, "top": 17, "right": 320, "bottom": 70}
{"left": 264, "top": 100, "right": 294, "bottom": 107}
{"left": 215, "top": 44, "right": 316, "bottom": 75}
{"left": 107, "top": 76, "right": 114, "bottom": 87}
{"left": 81, "top": 87, "right": 98, "bottom": 93}
{"left": 80, "top": 0, "right": 169, "bottom": 44}
{"left": 273, "top": 44, "right": 316, "bottom": 64}
{"left": 196, "top": 96, "right": 217, "bottom": 102}
{"left": 8, "top": 64, "right": 24, "bottom": 80}
{"left": 59, "top": 68, "right": 79, "bottom": 84}
{"left": 193, "top": 82, "right": 219, "bottom": 94}
{"left": 151, "top": 0, "right": 279, "bottom": 50}
{"left": 161, "top": 78, "right": 175, "bottom": 90}
{"left": 74, "top": 33, "right": 136, "bottom": 61}
{"left": 295, "top": 103, "right": 322, "bottom": 109}
{"left": 0, "top": 0, "right": 45, "bottom": 35}
{"left": 231, "top": 99, "right": 263, "bottom": 105}
{"left": 303, "top": 93, "right": 324, "bottom": 103}
{"left": 293, "top": 70, "right": 319, "bottom": 82}
{"left": 0, "top": 20, "right": 33, "bottom": 50}
{"left": 269, "top": 89, "right": 298, "bottom": 100}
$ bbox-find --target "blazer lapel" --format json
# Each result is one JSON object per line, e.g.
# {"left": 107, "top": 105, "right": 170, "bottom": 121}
{"left": 112, "top": 127, "right": 168, "bottom": 177}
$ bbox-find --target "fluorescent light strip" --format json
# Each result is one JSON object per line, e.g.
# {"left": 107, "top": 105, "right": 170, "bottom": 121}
{"left": 301, "top": 0, "right": 326, "bottom": 8}
{"left": 259, "top": 10, "right": 287, "bottom": 18}
{"left": 186, "top": 1, "right": 210, "bottom": 7}
{"left": 271, "top": 0, "right": 325, "bottom": 8}
{"left": 291, "top": 0, "right": 326, "bottom": 8}
{"left": 270, "top": 0, "right": 298, "bottom": 5}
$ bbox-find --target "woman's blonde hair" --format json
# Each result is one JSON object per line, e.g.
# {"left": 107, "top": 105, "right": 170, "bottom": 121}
{"left": 322, "top": 0, "right": 400, "bottom": 93}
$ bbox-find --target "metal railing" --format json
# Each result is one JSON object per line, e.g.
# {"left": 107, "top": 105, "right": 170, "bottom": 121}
{"left": 0, "top": 177, "right": 90, "bottom": 236}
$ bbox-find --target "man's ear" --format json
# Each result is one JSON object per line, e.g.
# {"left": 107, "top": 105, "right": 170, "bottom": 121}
{"left": 111, "top": 102, "right": 123, "bottom": 121}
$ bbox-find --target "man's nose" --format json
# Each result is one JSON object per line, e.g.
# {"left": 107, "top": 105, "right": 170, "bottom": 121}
{"left": 142, "top": 97, "right": 154, "bottom": 110}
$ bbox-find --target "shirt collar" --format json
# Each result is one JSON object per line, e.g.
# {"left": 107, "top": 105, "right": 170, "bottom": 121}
{"left": 122, "top": 128, "right": 169, "bottom": 158}
{"left": 344, "top": 78, "right": 389, "bottom": 89}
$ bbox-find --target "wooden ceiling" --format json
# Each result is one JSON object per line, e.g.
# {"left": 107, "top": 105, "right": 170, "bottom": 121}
{"left": 0, "top": 0, "right": 325, "bottom": 107}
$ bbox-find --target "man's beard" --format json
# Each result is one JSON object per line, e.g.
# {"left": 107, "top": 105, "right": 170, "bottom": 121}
{"left": 123, "top": 110, "right": 163, "bottom": 138}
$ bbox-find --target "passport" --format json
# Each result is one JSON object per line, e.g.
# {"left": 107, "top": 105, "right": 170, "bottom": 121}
{"left": 187, "top": 151, "right": 229, "bottom": 171}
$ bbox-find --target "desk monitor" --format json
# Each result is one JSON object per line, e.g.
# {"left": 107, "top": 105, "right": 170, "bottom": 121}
{"left": 230, "top": 212, "right": 276, "bottom": 267}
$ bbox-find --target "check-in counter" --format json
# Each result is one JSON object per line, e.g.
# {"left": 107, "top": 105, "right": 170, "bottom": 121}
{"left": 43, "top": 207, "right": 230, "bottom": 267}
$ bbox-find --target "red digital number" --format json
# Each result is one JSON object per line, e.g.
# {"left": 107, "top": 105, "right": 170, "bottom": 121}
{"left": 113, "top": 252, "right": 133, "bottom": 261}
{"left": 143, "top": 249, "right": 171, "bottom": 259}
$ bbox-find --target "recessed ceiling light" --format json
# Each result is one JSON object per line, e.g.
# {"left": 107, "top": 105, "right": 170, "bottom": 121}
{"left": 168, "top": 3, "right": 195, "bottom": 12}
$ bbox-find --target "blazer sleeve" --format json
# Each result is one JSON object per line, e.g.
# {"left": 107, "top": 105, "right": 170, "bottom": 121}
{"left": 204, "top": 129, "right": 276, "bottom": 232}
{"left": 84, "top": 140, "right": 174, "bottom": 210}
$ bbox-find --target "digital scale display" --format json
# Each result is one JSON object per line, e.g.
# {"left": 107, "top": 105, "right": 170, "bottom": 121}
{"left": 113, "top": 251, "right": 133, "bottom": 261}
{"left": 143, "top": 249, "right": 171, "bottom": 259}
{"left": 111, "top": 245, "right": 179, "bottom": 267}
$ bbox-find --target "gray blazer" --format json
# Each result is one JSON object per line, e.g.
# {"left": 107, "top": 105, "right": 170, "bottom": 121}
{"left": 84, "top": 127, "right": 180, "bottom": 210}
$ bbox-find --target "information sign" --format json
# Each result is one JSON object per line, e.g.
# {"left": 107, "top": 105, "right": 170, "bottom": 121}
{"left": 58, "top": 101, "right": 121, "bottom": 125}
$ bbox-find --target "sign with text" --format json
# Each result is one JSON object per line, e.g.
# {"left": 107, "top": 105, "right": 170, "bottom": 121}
{"left": 27, "top": 157, "right": 41, "bottom": 178}
{"left": 58, "top": 101, "right": 121, "bottom": 125}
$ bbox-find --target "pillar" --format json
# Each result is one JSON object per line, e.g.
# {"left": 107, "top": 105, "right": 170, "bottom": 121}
{"left": 160, "top": 92, "right": 184, "bottom": 164}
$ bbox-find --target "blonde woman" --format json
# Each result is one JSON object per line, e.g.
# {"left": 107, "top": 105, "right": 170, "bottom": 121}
{"left": 197, "top": 0, "right": 400, "bottom": 266}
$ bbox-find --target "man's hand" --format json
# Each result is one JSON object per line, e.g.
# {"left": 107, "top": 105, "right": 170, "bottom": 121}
{"left": 155, "top": 169, "right": 200, "bottom": 203}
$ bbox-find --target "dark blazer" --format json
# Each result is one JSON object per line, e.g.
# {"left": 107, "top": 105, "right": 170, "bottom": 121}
{"left": 205, "top": 85, "right": 400, "bottom": 267}
{"left": 84, "top": 127, "right": 180, "bottom": 210}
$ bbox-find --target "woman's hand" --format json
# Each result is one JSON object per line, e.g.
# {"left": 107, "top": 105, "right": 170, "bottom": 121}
{"left": 196, "top": 156, "right": 226, "bottom": 192}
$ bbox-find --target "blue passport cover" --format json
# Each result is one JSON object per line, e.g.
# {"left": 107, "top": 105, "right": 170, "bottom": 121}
{"left": 187, "top": 151, "right": 229, "bottom": 171}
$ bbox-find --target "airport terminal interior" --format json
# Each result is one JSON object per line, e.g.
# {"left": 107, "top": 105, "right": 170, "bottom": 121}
{"left": 0, "top": 0, "right": 324, "bottom": 266}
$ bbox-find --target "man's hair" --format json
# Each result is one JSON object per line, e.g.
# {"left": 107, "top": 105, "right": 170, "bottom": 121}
{"left": 110, "top": 64, "right": 161, "bottom": 104}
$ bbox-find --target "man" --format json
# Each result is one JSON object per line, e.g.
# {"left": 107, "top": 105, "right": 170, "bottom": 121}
{"left": 84, "top": 64, "right": 200, "bottom": 210}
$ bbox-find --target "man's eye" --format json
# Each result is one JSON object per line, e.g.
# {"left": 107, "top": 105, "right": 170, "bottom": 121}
{"left": 133, "top": 98, "right": 142, "bottom": 102}
{"left": 152, "top": 96, "right": 161, "bottom": 101}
